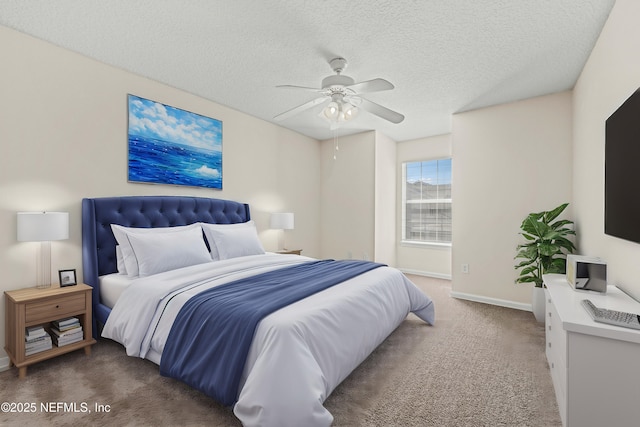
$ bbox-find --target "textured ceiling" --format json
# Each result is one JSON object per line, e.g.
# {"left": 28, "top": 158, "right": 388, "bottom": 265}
{"left": 0, "top": 0, "right": 615, "bottom": 142}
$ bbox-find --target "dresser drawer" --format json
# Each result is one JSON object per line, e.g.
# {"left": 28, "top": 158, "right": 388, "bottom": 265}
{"left": 25, "top": 293, "right": 86, "bottom": 324}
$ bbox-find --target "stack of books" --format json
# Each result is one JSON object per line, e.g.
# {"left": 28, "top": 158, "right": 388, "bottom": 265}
{"left": 50, "top": 317, "right": 83, "bottom": 347}
{"left": 25, "top": 325, "right": 52, "bottom": 356}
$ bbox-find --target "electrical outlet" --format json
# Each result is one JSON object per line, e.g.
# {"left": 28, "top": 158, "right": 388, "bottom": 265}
{"left": 462, "top": 264, "right": 469, "bottom": 274}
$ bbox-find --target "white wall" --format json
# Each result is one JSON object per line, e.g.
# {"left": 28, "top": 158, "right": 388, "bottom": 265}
{"left": 0, "top": 26, "right": 320, "bottom": 362}
{"left": 572, "top": 0, "right": 640, "bottom": 299}
{"left": 451, "top": 92, "right": 573, "bottom": 308}
{"left": 396, "top": 134, "right": 452, "bottom": 278}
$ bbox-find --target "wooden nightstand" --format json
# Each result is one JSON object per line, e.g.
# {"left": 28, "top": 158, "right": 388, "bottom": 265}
{"left": 275, "top": 249, "right": 302, "bottom": 255}
{"left": 4, "top": 283, "right": 97, "bottom": 378}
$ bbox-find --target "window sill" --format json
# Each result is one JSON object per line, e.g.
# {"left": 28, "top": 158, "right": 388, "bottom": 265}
{"left": 400, "top": 240, "right": 452, "bottom": 249}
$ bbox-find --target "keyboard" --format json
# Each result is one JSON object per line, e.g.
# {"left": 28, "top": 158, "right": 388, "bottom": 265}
{"left": 581, "top": 299, "right": 640, "bottom": 330}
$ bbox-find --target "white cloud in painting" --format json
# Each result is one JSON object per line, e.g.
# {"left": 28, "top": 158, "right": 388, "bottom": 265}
{"left": 128, "top": 95, "right": 222, "bottom": 152}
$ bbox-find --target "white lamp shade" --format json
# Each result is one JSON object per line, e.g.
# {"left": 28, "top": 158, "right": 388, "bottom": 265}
{"left": 270, "top": 212, "right": 294, "bottom": 230}
{"left": 17, "top": 212, "right": 69, "bottom": 242}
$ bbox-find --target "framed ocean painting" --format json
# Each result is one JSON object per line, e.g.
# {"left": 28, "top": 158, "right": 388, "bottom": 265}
{"left": 127, "top": 94, "right": 223, "bottom": 189}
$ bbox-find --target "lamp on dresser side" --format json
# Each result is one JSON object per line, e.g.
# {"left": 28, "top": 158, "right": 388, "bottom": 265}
{"left": 17, "top": 211, "right": 69, "bottom": 288}
{"left": 270, "top": 212, "right": 295, "bottom": 252}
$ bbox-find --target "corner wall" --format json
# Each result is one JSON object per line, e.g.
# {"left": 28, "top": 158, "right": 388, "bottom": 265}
{"left": 319, "top": 130, "right": 398, "bottom": 265}
{"left": 451, "top": 92, "right": 573, "bottom": 308}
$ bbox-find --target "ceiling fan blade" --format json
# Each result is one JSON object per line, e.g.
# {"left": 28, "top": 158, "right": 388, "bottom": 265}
{"left": 359, "top": 98, "right": 405, "bottom": 124}
{"left": 273, "top": 96, "right": 329, "bottom": 121}
{"left": 346, "top": 78, "right": 394, "bottom": 94}
{"left": 276, "top": 84, "right": 324, "bottom": 93}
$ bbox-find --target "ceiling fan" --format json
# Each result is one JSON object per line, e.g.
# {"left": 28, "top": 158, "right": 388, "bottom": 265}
{"left": 273, "top": 57, "right": 404, "bottom": 127}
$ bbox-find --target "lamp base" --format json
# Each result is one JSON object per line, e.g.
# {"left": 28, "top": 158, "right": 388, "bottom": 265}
{"left": 36, "top": 241, "right": 52, "bottom": 289}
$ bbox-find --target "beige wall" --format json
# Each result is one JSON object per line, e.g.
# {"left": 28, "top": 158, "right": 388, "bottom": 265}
{"left": 573, "top": 0, "right": 640, "bottom": 299}
{"left": 396, "top": 134, "right": 452, "bottom": 278}
{"left": 320, "top": 132, "right": 376, "bottom": 261}
{"left": 374, "top": 131, "right": 397, "bottom": 266}
{"left": 451, "top": 92, "right": 573, "bottom": 309}
{"left": 319, "top": 130, "right": 398, "bottom": 264}
{"left": 0, "top": 26, "right": 320, "bottom": 364}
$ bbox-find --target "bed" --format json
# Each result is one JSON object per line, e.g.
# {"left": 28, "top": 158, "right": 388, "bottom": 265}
{"left": 81, "top": 195, "right": 435, "bottom": 427}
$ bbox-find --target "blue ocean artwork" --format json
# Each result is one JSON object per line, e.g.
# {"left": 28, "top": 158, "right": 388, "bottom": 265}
{"left": 128, "top": 95, "right": 223, "bottom": 189}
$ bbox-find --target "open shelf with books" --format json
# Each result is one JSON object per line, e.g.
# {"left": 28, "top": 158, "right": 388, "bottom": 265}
{"left": 25, "top": 325, "right": 52, "bottom": 356}
{"left": 50, "top": 317, "right": 84, "bottom": 347}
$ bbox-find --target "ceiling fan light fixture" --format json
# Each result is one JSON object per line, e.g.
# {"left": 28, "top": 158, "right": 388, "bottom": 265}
{"left": 342, "top": 102, "right": 357, "bottom": 121}
{"left": 322, "top": 99, "right": 358, "bottom": 127}
{"left": 324, "top": 101, "right": 340, "bottom": 120}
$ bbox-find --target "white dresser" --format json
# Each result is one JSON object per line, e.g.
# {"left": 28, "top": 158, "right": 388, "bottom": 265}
{"left": 543, "top": 274, "right": 640, "bottom": 427}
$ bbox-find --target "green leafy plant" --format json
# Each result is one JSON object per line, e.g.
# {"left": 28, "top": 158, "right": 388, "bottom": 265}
{"left": 515, "top": 203, "right": 576, "bottom": 287}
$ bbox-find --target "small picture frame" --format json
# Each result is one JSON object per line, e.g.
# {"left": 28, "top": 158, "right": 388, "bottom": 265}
{"left": 58, "top": 269, "right": 77, "bottom": 287}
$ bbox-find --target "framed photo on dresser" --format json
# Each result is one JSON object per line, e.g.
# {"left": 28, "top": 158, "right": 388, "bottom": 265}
{"left": 58, "top": 269, "right": 77, "bottom": 287}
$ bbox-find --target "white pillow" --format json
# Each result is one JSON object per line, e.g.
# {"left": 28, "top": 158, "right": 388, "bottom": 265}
{"left": 115, "top": 245, "right": 127, "bottom": 275}
{"left": 199, "top": 221, "right": 254, "bottom": 260}
{"left": 200, "top": 221, "right": 265, "bottom": 260}
{"left": 126, "top": 226, "right": 212, "bottom": 277}
{"left": 111, "top": 223, "right": 201, "bottom": 277}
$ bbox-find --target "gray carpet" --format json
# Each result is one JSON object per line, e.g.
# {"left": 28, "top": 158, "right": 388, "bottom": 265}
{"left": 0, "top": 276, "right": 561, "bottom": 426}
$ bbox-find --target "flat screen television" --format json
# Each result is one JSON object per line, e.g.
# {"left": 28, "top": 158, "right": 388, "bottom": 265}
{"left": 605, "top": 88, "right": 640, "bottom": 243}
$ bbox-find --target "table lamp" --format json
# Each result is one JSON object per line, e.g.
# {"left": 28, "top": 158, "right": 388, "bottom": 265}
{"left": 270, "top": 212, "right": 294, "bottom": 250}
{"left": 17, "top": 211, "right": 69, "bottom": 288}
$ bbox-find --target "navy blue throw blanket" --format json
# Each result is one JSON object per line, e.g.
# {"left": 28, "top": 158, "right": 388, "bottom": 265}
{"left": 159, "top": 259, "right": 385, "bottom": 406}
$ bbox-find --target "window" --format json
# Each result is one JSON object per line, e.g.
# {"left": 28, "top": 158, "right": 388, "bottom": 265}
{"left": 402, "top": 158, "right": 452, "bottom": 244}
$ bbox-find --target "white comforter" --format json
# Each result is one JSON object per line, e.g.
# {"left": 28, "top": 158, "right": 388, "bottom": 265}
{"left": 102, "top": 253, "right": 435, "bottom": 427}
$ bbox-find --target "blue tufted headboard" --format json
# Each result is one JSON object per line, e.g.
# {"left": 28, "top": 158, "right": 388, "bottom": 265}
{"left": 82, "top": 195, "right": 251, "bottom": 337}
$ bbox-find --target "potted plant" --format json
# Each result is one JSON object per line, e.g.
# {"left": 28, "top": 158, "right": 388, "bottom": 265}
{"left": 515, "top": 203, "right": 576, "bottom": 322}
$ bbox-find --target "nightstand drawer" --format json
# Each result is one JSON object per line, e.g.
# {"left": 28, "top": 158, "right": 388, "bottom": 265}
{"left": 25, "top": 293, "right": 86, "bottom": 324}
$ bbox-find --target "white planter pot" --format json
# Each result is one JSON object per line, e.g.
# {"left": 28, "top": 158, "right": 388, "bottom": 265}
{"left": 532, "top": 286, "right": 546, "bottom": 323}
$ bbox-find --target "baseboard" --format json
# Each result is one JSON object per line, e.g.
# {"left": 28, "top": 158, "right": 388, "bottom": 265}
{"left": 450, "top": 291, "right": 532, "bottom": 312}
{"left": 399, "top": 268, "right": 452, "bottom": 281}
{"left": 398, "top": 270, "right": 530, "bottom": 312}
{"left": 0, "top": 356, "right": 10, "bottom": 372}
